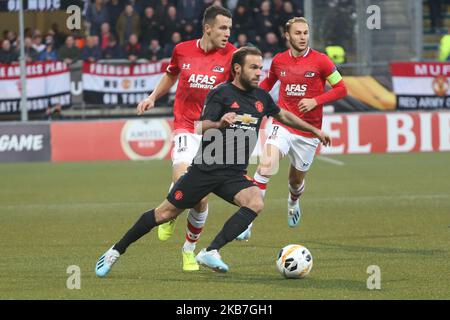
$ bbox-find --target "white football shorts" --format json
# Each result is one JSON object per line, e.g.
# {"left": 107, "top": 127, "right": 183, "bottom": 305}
{"left": 265, "top": 123, "right": 320, "bottom": 172}
{"left": 171, "top": 132, "right": 202, "bottom": 166}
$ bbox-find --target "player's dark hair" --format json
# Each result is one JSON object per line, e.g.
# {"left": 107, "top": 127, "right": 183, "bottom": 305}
{"left": 231, "top": 46, "right": 262, "bottom": 75}
{"left": 202, "top": 5, "right": 232, "bottom": 27}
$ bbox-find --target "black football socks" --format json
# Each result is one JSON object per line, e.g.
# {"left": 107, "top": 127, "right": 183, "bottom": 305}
{"left": 207, "top": 206, "right": 257, "bottom": 251}
{"left": 113, "top": 209, "right": 157, "bottom": 254}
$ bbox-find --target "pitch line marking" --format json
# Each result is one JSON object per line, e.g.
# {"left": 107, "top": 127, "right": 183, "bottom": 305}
{"left": 316, "top": 155, "right": 345, "bottom": 166}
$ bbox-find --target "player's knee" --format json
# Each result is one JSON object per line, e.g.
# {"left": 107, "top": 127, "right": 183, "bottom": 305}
{"left": 155, "top": 205, "right": 178, "bottom": 224}
{"left": 194, "top": 197, "right": 208, "bottom": 212}
{"left": 258, "top": 161, "right": 278, "bottom": 177}
{"left": 247, "top": 198, "right": 264, "bottom": 214}
{"left": 258, "top": 166, "right": 272, "bottom": 178}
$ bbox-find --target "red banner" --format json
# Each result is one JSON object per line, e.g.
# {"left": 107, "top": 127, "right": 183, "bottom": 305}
{"left": 48, "top": 111, "right": 450, "bottom": 162}
{"left": 318, "top": 112, "right": 450, "bottom": 154}
{"left": 390, "top": 62, "right": 450, "bottom": 110}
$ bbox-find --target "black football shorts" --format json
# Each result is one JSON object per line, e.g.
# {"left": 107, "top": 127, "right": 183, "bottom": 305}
{"left": 167, "top": 165, "right": 257, "bottom": 209}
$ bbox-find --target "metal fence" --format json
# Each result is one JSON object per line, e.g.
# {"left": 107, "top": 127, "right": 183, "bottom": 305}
{"left": 305, "top": 0, "right": 423, "bottom": 76}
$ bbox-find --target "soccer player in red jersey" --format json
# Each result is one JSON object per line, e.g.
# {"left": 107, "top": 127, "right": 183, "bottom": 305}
{"left": 136, "top": 5, "right": 236, "bottom": 271}
{"left": 237, "top": 17, "right": 347, "bottom": 239}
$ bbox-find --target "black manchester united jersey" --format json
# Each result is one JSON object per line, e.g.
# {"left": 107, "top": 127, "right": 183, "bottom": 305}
{"left": 192, "top": 82, "right": 281, "bottom": 174}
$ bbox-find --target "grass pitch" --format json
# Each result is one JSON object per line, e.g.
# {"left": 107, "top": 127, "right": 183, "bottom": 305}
{"left": 0, "top": 153, "right": 449, "bottom": 299}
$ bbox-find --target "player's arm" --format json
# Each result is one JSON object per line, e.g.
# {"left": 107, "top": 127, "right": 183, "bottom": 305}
{"left": 137, "top": 73, "right": 178, "bottom": 115}
{"left": 137, "top": 45, "right": 181, "bottom": 115}
{"left": 259, "top": 59, "right": 278, "bottom": 92}
{"left": 298, "top": 69, "right": 347, "bottom": 113}
{"left": 200, "top": 113, "right": 237, "bottom": 133}
{"left": 273, "top": 109, "right": 331, "bottom": 146}
{"left": 196, "top": 90, "right": 237, "bottom": 134}
{"left": 313, "top": 70, "right": 347, "bottom": 105}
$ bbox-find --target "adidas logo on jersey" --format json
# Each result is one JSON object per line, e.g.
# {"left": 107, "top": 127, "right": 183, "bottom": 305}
{"left": 230, "top": 102, "right": 240, "bottom": 109}
{"left": 285, "top": 84, "right": 308, "bottom": 96}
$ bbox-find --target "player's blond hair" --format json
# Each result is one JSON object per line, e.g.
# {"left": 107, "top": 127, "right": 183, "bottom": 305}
{"left": 284, "top": 17, "right": 309, "bottom": 33}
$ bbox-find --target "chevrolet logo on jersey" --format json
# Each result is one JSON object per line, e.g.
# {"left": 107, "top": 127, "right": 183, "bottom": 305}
{"left": 235, "top": 114, "right": 258, "bottom": 124}
{"left": 230, "top": 113, "right": 258, "bottom": 131}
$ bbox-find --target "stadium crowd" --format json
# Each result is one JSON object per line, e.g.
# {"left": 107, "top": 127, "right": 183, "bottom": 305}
{"left": 0, "top": 0, "right": 304, "bottom": 64}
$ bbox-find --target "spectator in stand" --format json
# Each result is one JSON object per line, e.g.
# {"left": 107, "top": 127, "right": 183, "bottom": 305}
{"left": 58, "top": 35, "right": 80, "bottom": 65}
{"left": 49, "top": 23, "right": 66, "bottom": 50}
{"left": 100, "top": 22, "right": 113, "bottom": 50}
{"left": 232, "top": 4, "right": 255, "bottom": 43}
{"left": 124, "top": 33, "right": 142, "bottom": 63}
{"left": 0, "top": 39, "right": 18, "bottom": 64}
{"left": 245, "top": 0, "right": 265, "bottom": 14}
{"left": 278, "top": 1, "right": 296, "bottom": 32}
{"left": 32, "top": 31, "right": 46, "bottom": 54}
{"left": 272, "top": 0, "right": 284, "bottom": 24}
{"left": 140, "top": 6, "right": 160, "bottom": 45}
{"left": 155, "top": 0, "right": 171, "bottom": 21}
{"left": 38, "top": 36, "right": 58, "bottom": 61}
{"left": 85, "top": 0, "right": 110, "bottom": 37}
{"left": 24, "top": 28, "right": 33, "bottom": 39}
{"left": 140, "top": 38, "right": 164, "bottom": 62}
{"left": 177, "top": 0, "right": 201, "bottom": 24}
{"left": 181, "top": 23, "right": 197, "bottom": 42}
{"left": 117, "top": 4, "right": 140, "bottom": 45}
{"left": 135, "top": 0, "right": 158, "bottom": 16}
{"left": 81, "top": 35, "right": 102, "bottom": 62}
{"left": 22, "top": 36, "right": 39, "bottom": 62}
{"left": 226, "top": 0, "right": 238, "bottom": 12}
{"left": 428, "top": 0, "right": 444, "bottom": 34}
{"left": 106, "top": 0, "right": 125, "bottom": 33}
{"left": 161, "top": 6, "right": 182, "bottom": 45}
{"left": 5, "top": 30, "right": 18, "bottom": 50}
{"left": 102, "top": 34, "right": 124, "bottom": 60}
{"left": 162, "top": 31, "right": 181, "bottom": 58}
{"left": 291, "top": 0, "right": 304, "bottom": 15}
{"left": 260, "top": 31, "right": 283, "bottom": 58}
{"left": 255, "top": 1, "right": 278, "bottom": 41}
{"left": 2, "top": 30, "right": 8, "bottom": 41}
{"left": 233, "top": 33, "right": 254, "bottom": 48}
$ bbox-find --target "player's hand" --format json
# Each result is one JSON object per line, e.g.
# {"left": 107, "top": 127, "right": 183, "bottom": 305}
{"left": 298, "top": 98, "right": 317, "bottom": 113}
{"left": 219, "top": 112, "right": 237, "bottom": 128}
{"left": 314, "top": 129, "right": 331, "bottom": 147}
{"left": 137, "top": 97, "right": 155, "bottom": 115}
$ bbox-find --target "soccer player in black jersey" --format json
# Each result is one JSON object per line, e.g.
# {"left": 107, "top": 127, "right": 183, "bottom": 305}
{"left": 95, "top": 47, "right": 331, "bottom": 276}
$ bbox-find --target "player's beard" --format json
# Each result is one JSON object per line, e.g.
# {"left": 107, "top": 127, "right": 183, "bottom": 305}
{"left": 239, "top": 73, "right": 258, "bottom": 91}
{"left": 289, "top": 38, "right": 308, "bottom": 55}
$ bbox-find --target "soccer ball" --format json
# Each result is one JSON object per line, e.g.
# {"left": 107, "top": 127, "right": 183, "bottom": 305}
{"left": 276, "top": 244, "right": 313, "bottom": 279}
